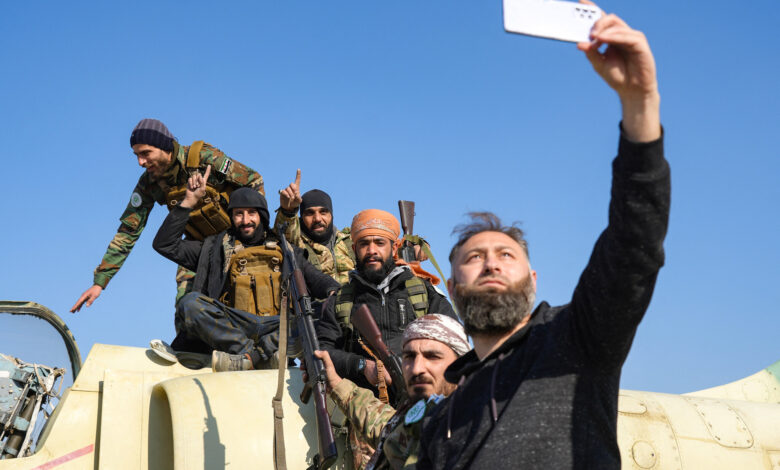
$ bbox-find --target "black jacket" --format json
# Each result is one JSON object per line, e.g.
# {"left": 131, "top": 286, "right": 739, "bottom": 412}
{"left": 417, "top": 131, "right": 670, "bottom": 470}
{"left": 317, "top": 266, "right": 456, "bottom": 389}
{"left": 153, "top": 205, "right": 339, "bottom": 300}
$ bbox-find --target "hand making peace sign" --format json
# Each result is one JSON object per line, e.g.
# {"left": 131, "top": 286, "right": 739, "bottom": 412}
{"left": 181, "top": 164, "right": 212, "bottom": 209}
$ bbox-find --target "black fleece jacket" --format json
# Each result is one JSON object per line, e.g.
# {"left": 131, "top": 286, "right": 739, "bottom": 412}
{"left": 153, "top": 205, "right": 339, "bottom": 300}
{"left": 317, "top": 266, "right": 456, "bottom": 389}
{"left": 417, "top": 130, "right": 670, "bottom": 470}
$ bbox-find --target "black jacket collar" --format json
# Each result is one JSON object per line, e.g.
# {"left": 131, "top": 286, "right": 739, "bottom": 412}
{"left": 348, "top": 265, "right": 413, "bottom": 293}
{"left": 444, "top": 301, "right": 549, "bottom": 383}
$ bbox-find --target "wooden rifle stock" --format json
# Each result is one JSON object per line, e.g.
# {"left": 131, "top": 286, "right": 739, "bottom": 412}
{"left": 351, "top": 304, "right": 409, "bottom": 404}
{"left": 398, "top": 200, "right": 416, "bottom": 263}
{"left": 278, "top": 226, "right": 338, "bottom": 470}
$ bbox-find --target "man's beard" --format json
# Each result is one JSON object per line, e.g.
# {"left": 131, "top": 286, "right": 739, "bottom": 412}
{"left": 302, "top": 220, "right": 333, "bottom": 244}
{"left": 453, "top": 274, "right": 536, "bottom": 337}
{"left": 236, "top": 223, "right": 264, "bottom": 245}
{"left": 406, "top": 373, "right": 457, "bottom": 402}
{"left": 357, "top": 254, "right": 396, "bottom": 285}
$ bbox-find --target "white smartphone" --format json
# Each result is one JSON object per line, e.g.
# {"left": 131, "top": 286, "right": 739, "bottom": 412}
{"left": 503, "top": 0, "right": 602, "bottom": 43}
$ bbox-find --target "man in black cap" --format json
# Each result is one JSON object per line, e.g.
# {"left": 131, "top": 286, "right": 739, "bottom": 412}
{"left": 153, "top": 166, "right": 340, "bottom": 371}
{"left": 71, "top": 118, "right": 265, "bottom": 313}
{"left": 275, "top": 169, "right": 356, "bottom": 285}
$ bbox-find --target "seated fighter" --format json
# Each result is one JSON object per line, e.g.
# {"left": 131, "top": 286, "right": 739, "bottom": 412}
{"left": 153, "top": 166, "right": 339, "bottom": 371}
{"left": 315, "top": 314, "right": 470, "bottom": 470}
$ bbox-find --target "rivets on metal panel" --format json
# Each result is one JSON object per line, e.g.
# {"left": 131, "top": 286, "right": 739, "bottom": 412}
{"left": 631, "top": 440, "right": 658, "bottom": 469}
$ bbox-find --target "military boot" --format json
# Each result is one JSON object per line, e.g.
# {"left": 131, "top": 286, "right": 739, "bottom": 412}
{"left": 211, "top": 350, "right": 253, "bottom": 372}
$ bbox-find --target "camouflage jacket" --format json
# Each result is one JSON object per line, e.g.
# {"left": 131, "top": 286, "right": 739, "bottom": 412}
{"left": 331, "top": 379, "right": 438, "bottom": 470}
{"left": 273, "top": 210, "right": 355, "bottom": 285}
{"left": 92, "top": 141, "right": 264, "bottom": 288}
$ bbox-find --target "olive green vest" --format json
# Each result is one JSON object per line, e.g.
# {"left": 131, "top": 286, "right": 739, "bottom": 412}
{"left": 334, "top": 276, "right": 428, "bottom": 334}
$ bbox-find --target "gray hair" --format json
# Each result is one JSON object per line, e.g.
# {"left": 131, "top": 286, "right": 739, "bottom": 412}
{"left": 449, "top": 212, "right": 529, "bottom": 266}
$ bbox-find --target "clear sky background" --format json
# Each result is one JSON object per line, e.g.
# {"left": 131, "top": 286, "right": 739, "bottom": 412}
{"left": 1, "top": 1, "right": 778, "bottom": 394}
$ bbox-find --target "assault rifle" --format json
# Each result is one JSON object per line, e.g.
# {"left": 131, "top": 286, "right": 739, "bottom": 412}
{"left": 398, "top": 200, "right": 416, "bottom": 263}
{"left": 277, "top": 227, "right": 338, "bottom": 470}
{"left": 351, "top": 304, "right": 409, "bottom": 405}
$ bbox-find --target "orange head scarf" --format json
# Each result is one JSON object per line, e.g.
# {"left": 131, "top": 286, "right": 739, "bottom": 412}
{"left": 350, "top": 209, "right": 401, "bottom": 242}
{"left": 351, "top": 209, "right": 442, "bottom": 286}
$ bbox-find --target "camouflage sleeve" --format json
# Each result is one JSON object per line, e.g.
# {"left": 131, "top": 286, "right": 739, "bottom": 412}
{"left": 272, "top": 209, "right": 305, "bottom": 248}
{"left": 92, "top": 180, "right": 155, "bottom": 289}
{"left": 200, "top": 143, "right": 265, "bottom": 195}
{"left": 333, "top": 230, "right": 356, "bottom": 284}
{"left": 331, "top": 379, "right": 396, "bottom": 446}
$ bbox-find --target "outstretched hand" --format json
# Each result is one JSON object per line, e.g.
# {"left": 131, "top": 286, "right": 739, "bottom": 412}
{"left": 181, "top": 165, "right": 212, "bottom": 209}
{"left": 280, "top": 169, "right": 302, "bottom": 212}
{"left": 70, "top": 284, "right": 103, "bottom": 313}
{"left": 577, "top": 1, "right": 660, "bottom": 142}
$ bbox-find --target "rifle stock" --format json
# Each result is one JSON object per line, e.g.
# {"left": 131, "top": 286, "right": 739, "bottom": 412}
{"left": 351, "top": 304, "right": 409, "bottom": 404}
{"left": 398, "top": 200, "right": 416, "bottom": 263}
{"left": 278, "top": 227, "right": 338, "bottom": 470}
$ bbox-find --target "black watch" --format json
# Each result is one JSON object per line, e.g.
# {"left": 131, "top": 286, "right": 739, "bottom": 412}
{"left": 357, "top": 357, "right": 366, "bottom": 373}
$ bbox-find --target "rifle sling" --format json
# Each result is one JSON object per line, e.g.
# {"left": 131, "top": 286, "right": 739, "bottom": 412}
{"left": 359, "top": 339, "right": 389, "bottom": 405}
{"left": 273, "top": 261, "right": 289, "bottom": 470}
{"left": 403, "top": 234, "right": 450, "bottom": 296}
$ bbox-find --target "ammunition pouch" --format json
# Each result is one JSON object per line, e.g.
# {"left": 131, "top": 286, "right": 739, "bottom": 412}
{"left": 164, "top": 140, "right": 234, "bottom": 241}
{"left": 222, "top": 243, "right": 285, "bottom": 316}
{"left": 166, "top": 185, "right": 232, "bottom": 241}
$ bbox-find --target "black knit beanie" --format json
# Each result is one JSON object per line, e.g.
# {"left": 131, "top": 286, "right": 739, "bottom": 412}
{"left": 300, "top": 189, "right": 333, "bottom": 214}
{"left": 228, "top": 188, "right": 270, "bottom": 230}
{"left": 130, "top": 118, "right": 175, "bottom": 152}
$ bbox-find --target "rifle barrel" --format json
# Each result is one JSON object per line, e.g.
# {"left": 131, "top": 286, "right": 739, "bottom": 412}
{"left": 277, "top": 225, "right": 338, "bottom": 467}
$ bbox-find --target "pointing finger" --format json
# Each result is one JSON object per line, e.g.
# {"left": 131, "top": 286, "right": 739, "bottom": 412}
{"left": 294, "top": 168, "right": 301, "bottom": 187}
{"left": 203, "top": 164, "right": 212, "bottom": 181}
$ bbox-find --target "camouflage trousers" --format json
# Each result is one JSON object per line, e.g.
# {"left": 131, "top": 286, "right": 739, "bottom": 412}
{"left": 174, "top": 292, "right": 280, "bottom": 360}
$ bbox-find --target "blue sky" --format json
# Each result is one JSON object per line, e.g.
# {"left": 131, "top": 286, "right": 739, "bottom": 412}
{"left": 2, "top": 1, "right": 778, "bottom": 394}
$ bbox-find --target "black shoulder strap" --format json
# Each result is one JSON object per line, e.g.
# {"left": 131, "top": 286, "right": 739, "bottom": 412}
{"left": 192, "top": 235, "right": 216, "bottom": 294}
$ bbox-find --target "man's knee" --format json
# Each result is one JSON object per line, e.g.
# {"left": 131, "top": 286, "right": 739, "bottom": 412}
{"left": 177, "top": 291, "right": 203, "bottom": 311}
{"left": 176, "top": 292, "right": 215, "bottom": 327}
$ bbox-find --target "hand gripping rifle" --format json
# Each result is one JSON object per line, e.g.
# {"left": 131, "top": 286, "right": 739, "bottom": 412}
{"left": 398, "top": 200, "right": 416, "bottom": 263}
{"left": 278, "top": 227, "right": 338, "bottom": 470}
{"left": 351, "top": 304, "right": 409, "bottom": 405}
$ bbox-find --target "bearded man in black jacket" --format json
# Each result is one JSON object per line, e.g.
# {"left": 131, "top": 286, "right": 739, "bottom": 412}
{"left": 316, "top": 209, "right": 457, "bottom": 396}
{"left": 417, "top": 13, "right": 669, "bottom": 470}
{"left": 153, "top": 168, "right": 339, "bottom": 372}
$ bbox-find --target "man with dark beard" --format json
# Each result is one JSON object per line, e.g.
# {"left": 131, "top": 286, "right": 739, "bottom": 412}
{"left": 315, "top": 314, "right": 470, "bottom": 470}
{"left": 417, "top": 13, "right": 669, "bottom": 470}
{"left": 317, "top": 209, "right": 457, "bottom": 395}
{"left": 153, "top": 168, "right": 339, "bottom": 371}
{"left": 317, "top": 208, "right": 457, "bottom": 468}
{"left": 274, "top": 169, "right": 356, "bottom": 285}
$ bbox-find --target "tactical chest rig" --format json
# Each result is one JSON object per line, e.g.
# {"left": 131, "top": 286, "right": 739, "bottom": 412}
{"left": 221, "top": 239, "right": 286, "bottom": 317}
{"left": 334, "top": 276, "right": 428, "bottom": 342}
{"left": 165, "top": 141, "right": 233, "bottom": 241}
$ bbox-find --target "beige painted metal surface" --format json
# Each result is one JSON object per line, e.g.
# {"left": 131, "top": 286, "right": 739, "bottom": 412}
{"left": 617, "top": 387, "right": 780, "bottom": 469}
{"left": 0, "top": 343, "right": 348, "bottom": 469}
{"left": 686, "top": 361, "right": 780, "bottom": 403}
{"left": 1, "top": 334, "right": 778, "bottom": 469}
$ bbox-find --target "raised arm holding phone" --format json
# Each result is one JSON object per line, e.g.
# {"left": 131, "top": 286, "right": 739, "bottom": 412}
{"left": 417, "top": 5, "right": 668, "bottom": 469}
